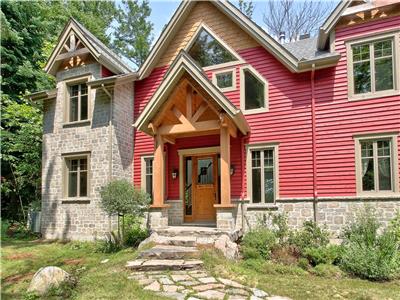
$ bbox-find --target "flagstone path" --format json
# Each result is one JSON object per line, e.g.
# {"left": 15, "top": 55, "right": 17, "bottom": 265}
{"left": 128, "top": 269, "right": 291, "bottom": 300}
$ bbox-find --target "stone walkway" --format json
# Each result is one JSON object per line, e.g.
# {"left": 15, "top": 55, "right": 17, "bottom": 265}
{"left": 128, "top": 269, "right": 290, "bottom": 300}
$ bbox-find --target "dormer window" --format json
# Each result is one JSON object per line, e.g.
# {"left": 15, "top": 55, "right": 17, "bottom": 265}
{"left": 212, "top": 68, "right": 236, "bottom": 92}
{"left": 69, "top": 83, "right": 88, "bottom": 122}
{"left": 188, "top": 27, "right": 237, "bottom": 68}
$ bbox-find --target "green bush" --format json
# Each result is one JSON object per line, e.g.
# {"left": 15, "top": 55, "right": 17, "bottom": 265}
{"left": 297, "top": 257, "right": 310, "bottom": 270}
{"left": 124, "top": 224, "right": 148, "bottom": 248}
{"left": 311, "top": 264, "right": 343, "bottom": 278}
{"left": 96, "top": 232, "right": 123, "bottom": 253}
{"left": 271, "top": 213, "right": 290, "bottom": 245}
{"left": 304, "top": 245, "right": 343, "bottom": 266}
{"left": 341, "top": 207, "right": 400, "bottom": 281}
{"left": 289, "top": 221, "right": 330, "bottom": 253}
{"left": 388, "top": 211, "right": 400, "bottom": 241}
{"left": 242, "top": 228, "right": 276, "bottom": 259}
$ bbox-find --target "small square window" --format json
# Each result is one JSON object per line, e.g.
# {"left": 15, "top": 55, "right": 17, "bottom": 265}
{"left": 212, "top": 68, "right": 236, "bottom": 92}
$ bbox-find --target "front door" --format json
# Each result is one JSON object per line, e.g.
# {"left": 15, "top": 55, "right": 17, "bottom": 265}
{"left": 184, "top": 154, "right": 218, "bottom": 222}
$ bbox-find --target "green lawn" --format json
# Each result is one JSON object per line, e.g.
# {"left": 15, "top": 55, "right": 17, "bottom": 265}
{"left": 2, "top": 238, "right": 399, "bottom": 300}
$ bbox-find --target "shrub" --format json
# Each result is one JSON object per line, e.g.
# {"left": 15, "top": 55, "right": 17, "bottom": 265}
{"left": 271, "top": 213, "right": 290, "bottom": 245}
{"left": 341, "top": 207, "right": 400, "bottom": 281}
{"left": 96, "top": 232, "right": 123, "bottom": 253}
{"left": 311, "top": 264, "right": 343, "bottom": 278}
{"left": 289, "top": 221, "right": 330, "bottom": 253}
{"left": 241, "top": 228, "right": 276, "bottom": 260}
{"left": 388, "top": 211, "right": 400, "bottom": 242}
{"left": 4, "top": 221, "right": 39, "bottom": 240}
{"left": 297, "top": 257, "right": 310, "bottom": 270}
{"left": 304, "top": 245, "right": 343, "bottom": 266}
{"left": 271, "top": 245, "right": 300, "bottom": 265}
{"left": 124, "top": 224, "right": 148, "bottom": 248}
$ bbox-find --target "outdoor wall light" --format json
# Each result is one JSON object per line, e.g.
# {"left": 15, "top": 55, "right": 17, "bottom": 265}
{"left": 230, "top": 165, "right": 235, "bottom": 176}
{"left": 172, "top": 169, "right": 178, "bottom": 180}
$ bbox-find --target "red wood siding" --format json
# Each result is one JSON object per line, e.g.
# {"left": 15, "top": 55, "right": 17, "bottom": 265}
{"left": 101, "top": 66, "right": 115, "bottom": 77}
{"left": 314, "top": 15, "right": 400, "bottom": 197}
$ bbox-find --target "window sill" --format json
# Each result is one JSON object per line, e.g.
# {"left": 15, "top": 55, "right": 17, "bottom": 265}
{"left": 61, "top": 198, "right": 91, "bottom": 204}
{"left": 247, "top": 203, "right": 278, "bottom": 210}
{"left": 62, "top": 119, "right": 91, "bottom": 128}
{"left": 242, "top": 108, "right": 269, "bottom": 115}
{"left": 348, "top": 89, "right": 399, "bottom": 102}
{"left": 355, "top": 192, "right": 400, "bottom": 199}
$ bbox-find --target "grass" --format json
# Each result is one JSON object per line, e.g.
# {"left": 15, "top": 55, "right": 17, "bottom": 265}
{"left": 201, "top": 251, "right": 400, "bottom": 300}
{"left": 1, "top": 238, "right": 170, "bottom": 300}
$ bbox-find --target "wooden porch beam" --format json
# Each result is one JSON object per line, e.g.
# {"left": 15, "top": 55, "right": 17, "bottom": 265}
{"left": 191, "top": 102, "right": 208, "bottom": 123}
{"left": 55, "top": 47, "right": 90, "bottom": 62}
{"left": 186, "top": 85, "right": 192, "bottom": 119}
{"left": 152, "top": 134, "right": 165, "bottom": 207}
{"left": 163, "top": 136, "right": 175, "bottom": 144}
{"left": 157, "top": 120, "right": 220, "bottom": 135}
{"left": 219, "top": 125, "right": 232, "bottom": 207}
{"left": 172, "top": 106, "right": 191, "bottom": 127}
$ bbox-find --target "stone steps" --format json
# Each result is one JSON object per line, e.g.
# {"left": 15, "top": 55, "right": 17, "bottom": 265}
{"left": 126, "top": 259, "right": 203, "bottom": 271}
{"left": 137, "top": 245, "right": 200, "bottom": 260}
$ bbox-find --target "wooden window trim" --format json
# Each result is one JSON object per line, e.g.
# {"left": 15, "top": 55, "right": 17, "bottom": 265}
{"left": 246, "top": 143, "right": 279, "bottom": 205}
{"left": 62, "top": 152, "right": 91, "bottom": 200}
{"left": 63, "top": 75, "right": 92, "bottom": 125}
{"left": 346, "top": 30, "right": 400, "bottom": 101}
{"left": 185, "top": 23, "right": 244, "bottom": 71}
{"left": 141, "top": 153, "right": 166, "bottom": 198}
{"left": 240, "top": 65, "right": 269, "bottom": 115}
{"left": 354, "top": 132, "right": 399, "bottom": 196}
{"left": 212, "top": 67, "right": 236, "bottom": 92}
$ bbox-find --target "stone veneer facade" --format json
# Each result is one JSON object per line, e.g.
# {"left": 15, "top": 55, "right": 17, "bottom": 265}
{"left": 41, "top": 63, "right": 133, "bottom": 241}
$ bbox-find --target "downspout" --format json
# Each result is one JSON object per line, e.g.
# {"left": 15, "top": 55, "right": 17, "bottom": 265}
{"left": 102, "top": 84, "right": 113, "bottom": 182}
{"left": 240, "top": 135, "right": 246, "bottom": 231}
{"left": 311, "top": 65, "right": 318, "bottom": 223}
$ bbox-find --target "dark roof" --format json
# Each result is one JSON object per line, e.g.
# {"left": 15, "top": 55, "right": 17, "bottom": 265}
{"left": 283, "top": 37, "right": 337, "bottom": 61}
{"left": 72, "top": 18, "right": 135, "bottom": 73}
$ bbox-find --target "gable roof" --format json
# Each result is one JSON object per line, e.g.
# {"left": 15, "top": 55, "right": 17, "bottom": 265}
{"left": 45, "top": 18, "right": 134, "bottom": 76}
{"left": 134, "top": 50, "right": 250, "bottom": 135}
{"left": 137, "top": 1, "right": 340, "bottom": 79}
{"left": 283, "top": 37, "right": 338, "bottom": 61}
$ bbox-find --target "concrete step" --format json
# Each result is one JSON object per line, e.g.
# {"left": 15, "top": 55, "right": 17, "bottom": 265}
{"left": 126, "top": 259, "right": 203, "bottom": 271}
{"left": 137, "top": 245, "right": 199, "bottom": 259}
{"left": 154, "top": 226, "right": 231, "bottom": 238}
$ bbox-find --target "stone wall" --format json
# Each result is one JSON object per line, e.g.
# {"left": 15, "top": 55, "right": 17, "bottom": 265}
{"left": 166, "top": 200, "right": 183, "bottom": 225}
{"left": 41, "top": 63, "right": 134, "bottom": 241}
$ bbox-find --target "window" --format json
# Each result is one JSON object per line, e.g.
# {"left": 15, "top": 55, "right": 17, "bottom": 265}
{"left": 240, "top": 66, "right": 268, "bottom": 113}
{"left": 188, "top": 27, "right": 237, "bottom": 68}
{"left": 212, "top": 68, "right": 236, "bottom": 92}
{"left": 247, "top": 144, "right": 279, "bottom": 204}
{"left": 347, "top": 32, "right": 400, "bottom": 100}
{"left": 355, "top": 134, "right": 399, "bottom": 195}
{"left": 64, "top": 154, "right": 89, "bottom": 198}
{"left": 68, "top": 83, "right": 88, "bottom": 122}
{"left": 141, "top": 156, "right": 154, "bottom": 198}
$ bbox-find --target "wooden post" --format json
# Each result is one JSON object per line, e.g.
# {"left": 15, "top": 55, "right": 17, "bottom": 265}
{"left": 219, "top": 126, "right": 231, "bottom": 207}
{"left": 152, "top": 134, "right": 164, "bottom": 207}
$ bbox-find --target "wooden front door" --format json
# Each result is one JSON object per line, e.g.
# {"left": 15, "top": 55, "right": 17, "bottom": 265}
{"left": 184, "top": 154, "right": 218, "bottom": 222}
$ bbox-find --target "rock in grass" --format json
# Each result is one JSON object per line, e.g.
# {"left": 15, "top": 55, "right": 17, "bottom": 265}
{"left": 27, "top": 266, "right": 73, "bottom": 295}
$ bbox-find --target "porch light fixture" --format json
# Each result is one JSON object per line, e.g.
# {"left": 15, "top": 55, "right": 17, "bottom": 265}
{"left": 172, "top": 169, "right": 178, "bottom": 180}
{"left": 230, "top": 165, "right": 235, "bottom": 176}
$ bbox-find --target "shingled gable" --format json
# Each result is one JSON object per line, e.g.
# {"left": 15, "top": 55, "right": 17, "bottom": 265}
{"left": 44, "top": 18, "right": 133, "bottom": 76}
{"left": 137, "top": 1, "right": 340, "bottom": 79}
{"left": 134, "top": 50, "right": 250, "bottom": 136}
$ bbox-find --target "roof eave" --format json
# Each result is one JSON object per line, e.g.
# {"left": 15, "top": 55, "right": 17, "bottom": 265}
{"left": 297, "top": 53, "right": 341, "bottom": 71}
{"left": 28, "top": 89, "right": 57, "bottom": 101}
{"left": 87, "top": 72, "right": 139, "bottom": 89}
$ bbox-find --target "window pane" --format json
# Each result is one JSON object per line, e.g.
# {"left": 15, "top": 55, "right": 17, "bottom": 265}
{"left": 68, "top": 171, "right": 77, "bottom": 197}
{"left": 70, "top": 159, "right": 79, "bottom": 171}
{"left": 375, "top": 57, "right": 393, "bottom": 91}
{"left": 361, "top": 141, "right": 373, "bottom": 158}
{"left": 146, "top": 174, "right": 152, "bottom": 197}
{"left": 252, "top": 168, "right": 261, "bottom": 203}
{"left": 362, "top": 158, "right": 374, "bottom": 191}
{"left": 80, "top": 171, "right": 87, "bottom": 197}
{"left": 377, "top": 140, "right": 390, "bottom": 157}
{"left": 264, "top": 168, "right": 274, "bottom": 203}
{"left": 216, "top": 72, "right": 233, "bottom": 88}
{"left": 378, "top": 157, "right": 392, "bottom": 191}
{"left": 80, "top": 84, "right": 88, "bottom": 95}
{"left": 353, "top": 44, "right": 370, "bottom": 62}
{"left": 374, "top": 40, "right": 392, "bottom": 58}
{"left": 80, "top": 158, "right": 87, "bottom": 171}
{"left": 188, "top": 29, "right": 236, "bottom": 67}
{"left": 70, "top": 97, "right": 79, "bottom": 122}
{"left": 185, "top": 157, "right": 192, "bottom": 215}
{"left": 244, "top": 70, "right": 265, "bottom": 110}
{"left": 264, "top": 150, "right": 273, "bottom": 167}
{"left": 353, "top": 61, "right": 371, "bottom": 94}
{"left": 252, "top": 151, "right": 261, "bottom": 168}
{"left": 80, "top": 95, "right": 88, "bottom": 120}
{"left": 197, "top": 158, "right": 213, "bottom": 184}
{"left": 71, "top": 85, "right": 79, "bottom": 97}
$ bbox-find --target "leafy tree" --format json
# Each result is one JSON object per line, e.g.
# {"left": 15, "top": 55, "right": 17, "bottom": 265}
{"left": 100, "top": 179, "right": 151, "bottom": 239}
{"left": 263, "top": 0, "right": 336, "bottom": 42}
{"left": 112, "top": 0, "right": 153, "bottom": 67}
{"left": 238, "top": 0, "right": 255, "bottom": 19}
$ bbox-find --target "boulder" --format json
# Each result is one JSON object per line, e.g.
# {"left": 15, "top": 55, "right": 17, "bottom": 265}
{"left": 214, "top": 235, "right": 239, "bottom": 259}
{"left": 28, "top": 266, "right": 73, "bottom": 295}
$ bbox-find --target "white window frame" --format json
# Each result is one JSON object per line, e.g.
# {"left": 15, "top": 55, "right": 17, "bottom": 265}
{"left": 246, "top": 143, "right": 279, "bottom": 205}
{"left": 212, "top": 67, "right": 236, "bottom": 92}
{"left": 185, "top": 23, "right": 244, "bottom": 71}
{"left": 62, "top": 152, "right": 91, "bottom": 200}
{"left": 240, "top": 65, "right": 269, "bottom": 115}
{"left": 64, "top": 75, "right": 92, "bottom": 125}
{"left": 346, "top": 30, "right": 400, "bottom": 101}
{"left": 141, "top": 154, "right": 154, "bottom": 197}
{"left": 354, "top": 132, "right": 399, "bottom": 196}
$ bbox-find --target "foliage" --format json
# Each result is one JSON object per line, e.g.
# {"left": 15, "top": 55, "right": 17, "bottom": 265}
{"left": 388, "top": 210, "right": 400, "bottom": 241}
{"left": 304, "top": 245, "right": 343, "bottom": 266}
{"left": 113, "top": 0, "right": 153, "bottom": 67}
{"left": 341, "top": 207, "right": 400, "bottom": 281}
{"left": 2, "top": 220, "right": 40, "bottom": 241}
{"left": 271, "top": 213, "right": 290, "bottom": 245}
{"left": 96, "top": 231, "right": 123, "bottom": 253}
{"left": 297, "top": 257, "right": 310, "bottom": 270}
{"left": 241, "top": 227, "right": 277, "bottom": 259}
{"left": 311, "top": 264, "right": 344, "bottom": 278}
{"left": 262, "top": 0, "right": 336, "bottom": 42}
{"left": 122, "top": 215, "right": 149, "bottom": 248}
{"left": 271, "top": 245, "right": 300, "bottom": 265}
{"left": 238, "top": 0, "right": 254, "bottom": 19}
{"left": 288, "top": 220, "right": 330, "bottom": 253}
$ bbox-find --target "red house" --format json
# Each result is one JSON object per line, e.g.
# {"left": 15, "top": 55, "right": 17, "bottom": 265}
{"left": 34, "top": 0, "right": 399, "bottom": 240}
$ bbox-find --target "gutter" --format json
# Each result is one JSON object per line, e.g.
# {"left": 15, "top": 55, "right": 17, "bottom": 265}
{"left": 28, "top": 89, "right": 57, "bottom": 101}
{"left": 311, "top": 64, "right": 318, "bottom": 223}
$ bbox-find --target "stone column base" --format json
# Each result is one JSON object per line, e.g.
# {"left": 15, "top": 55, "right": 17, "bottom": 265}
{"left": 148, "top": 207, "right": 169, "bottom": 229}
{"left": 216, "top": 208, "right": 235, "bottom": 231}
